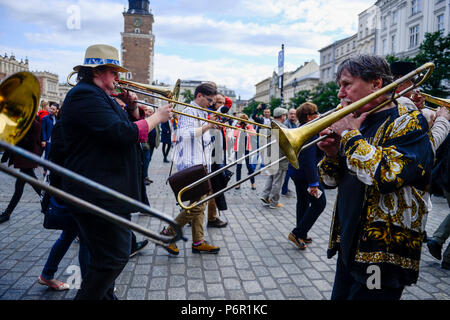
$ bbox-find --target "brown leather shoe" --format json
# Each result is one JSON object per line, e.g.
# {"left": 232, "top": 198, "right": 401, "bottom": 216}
{"left": 288, "top": 232, "right": 306, "bottom": 250}
{"left": 160, "top": 227, "right": 179, "bottom": 255}
{"left": 192, "top": 241, "right": 220, "bottom": 254}
{"left": 207, "top": 218, "right": 228, "bottom": 228}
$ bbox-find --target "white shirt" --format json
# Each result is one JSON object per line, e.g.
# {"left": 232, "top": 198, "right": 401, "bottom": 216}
{"left": 174, "top": 101, "right": 213, "bottom": 172}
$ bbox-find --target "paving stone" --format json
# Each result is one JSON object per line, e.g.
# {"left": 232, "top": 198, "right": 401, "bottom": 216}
{"left": 0, "top": 151, "right": 449, "bottom": 301}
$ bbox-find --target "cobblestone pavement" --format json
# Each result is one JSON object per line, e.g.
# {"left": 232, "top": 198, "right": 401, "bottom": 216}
{"left": 0, "top": 149, "right": 449, "bottom": 301}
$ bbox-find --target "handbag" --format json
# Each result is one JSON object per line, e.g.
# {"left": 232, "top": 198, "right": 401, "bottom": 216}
{"left": 168, "top": 164, "right": 212, "bottom": 202}
{"left": 43, "top": 196, "right": 76, "bottom": 230}
{"left": 167, "top": 126, "right": 212, "bottom": 202}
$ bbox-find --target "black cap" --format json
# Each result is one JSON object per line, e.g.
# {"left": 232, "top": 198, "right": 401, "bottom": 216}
{"left": 390, "top": 61, "right": 417, "bottom": 77}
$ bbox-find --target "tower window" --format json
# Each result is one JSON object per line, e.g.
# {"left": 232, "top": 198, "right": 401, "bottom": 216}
{"left": 135, "top": 28, "right": 140, "bottom": 34}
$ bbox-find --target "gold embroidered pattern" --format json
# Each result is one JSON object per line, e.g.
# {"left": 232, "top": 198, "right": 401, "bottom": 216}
{"left": 389, "top": 111, "right": 422, "bottom": 139}
{"left": 355, "top": 251, "right": 420, "bottom": 271}
{"left": 379, "top": 147, "right": 407, "bottom": 183}
{"left": 341, "top": 129, "right": 360, "bottom": 147}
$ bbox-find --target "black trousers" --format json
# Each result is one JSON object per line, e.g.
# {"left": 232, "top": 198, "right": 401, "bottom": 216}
{"left": 70, "top": 209, "right": 132, "bottom": 300}
{"left": 162, "top": 143, "right": 171, "bottom": 160}
{"left": 331, "top": 253, "right": 404, "bottom": 300}
{"left": 4, "top": 168, "right": 41, "bottom": 215}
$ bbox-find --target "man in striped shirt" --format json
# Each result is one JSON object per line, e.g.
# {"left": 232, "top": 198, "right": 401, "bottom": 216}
{"left": 162, "top": 82, "right": 221, "bottom": 255}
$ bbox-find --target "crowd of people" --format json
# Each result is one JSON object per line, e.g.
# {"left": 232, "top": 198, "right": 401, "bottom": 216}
{"left": 0, "top": 44, "right": 449, "bottom": 301}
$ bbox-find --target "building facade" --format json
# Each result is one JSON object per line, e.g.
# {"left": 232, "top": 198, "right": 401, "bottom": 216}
{"left": 0, "top": 54, "right": 29, "bottom": 82}
{"left": 319, "top": 5, "right": 378, "bottom": 83}
{"left": 374, "top": 0, "right": 449, "bottom": 57}
{"left": 178, "top": 79, "right": 237, "bottom": 113}
{"left": 319, "top": 1, "right": 449, "bottom": 83}
{"left": 121, "top": 0, "right": 155, "bottom": 84}
{"left": 58, "top": 83, "right": 72, "bottom": 104}
{"left": 283, "top": 60, "right": 320, "bottom": 101}
{"left": 34, "top": 71, "right": 60, "bottom": 104}
{"left": 254, "top": 60, "right": 319, "bottom": 104}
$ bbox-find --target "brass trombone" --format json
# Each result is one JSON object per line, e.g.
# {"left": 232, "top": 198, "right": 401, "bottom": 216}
{"left": 67, "top": 71, "right": 271, "bottom": 138}
{"left": 1, "top": 72, "right": 186, "bottom": 247}
{"left": 420, "top": 92, "right": 450, "bottom": 109}
{"left": 176, "top": 62, "right": 435, "bottom": 211}
{"left": 117, "top": 79, "right": 272, "bottom": 138}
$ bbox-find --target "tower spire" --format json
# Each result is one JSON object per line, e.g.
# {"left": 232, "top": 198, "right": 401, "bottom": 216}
{"left": 127, "top": 0, "right": 150, "bottom": 15}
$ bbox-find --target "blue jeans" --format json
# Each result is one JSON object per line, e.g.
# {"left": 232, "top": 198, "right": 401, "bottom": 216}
{"left": 236, "top": 150, "right": 255, "bottom": 184}
{"left": 143, "top": 149, "right": 151, "bottom": 178}
{"left": 41, "top": 228, "right": 90, "bottom": 280}
{"left": 291, "top": 178, "right": 326, "bottom": 239}
{"left": 281, "top": 171, "right": 291, "bottom": 194}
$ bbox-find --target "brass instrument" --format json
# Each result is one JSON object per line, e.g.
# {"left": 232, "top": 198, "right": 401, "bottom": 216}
{"left": 176, "top": 62, "right": 435, "bottom": 211}
{"left": 1, "top": 72, "right": 186, "bottom": 247}
{"left": 117, "top": 79, "right": 271, "bottom": 138}
{"left": 68, "top": 71, "right": 270, "bottom": 138}
{"left": 420, "top": 92, "right": 450, "bottom": 109}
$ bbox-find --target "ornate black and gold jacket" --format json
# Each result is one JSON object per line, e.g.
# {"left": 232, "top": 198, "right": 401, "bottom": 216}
{"left": 318, "top": 104, "right": 434, "bottom": 288}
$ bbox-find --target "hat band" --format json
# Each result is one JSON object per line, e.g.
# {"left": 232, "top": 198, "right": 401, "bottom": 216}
{"left": 84, "top": 58, "right": 121, "bottom": 67}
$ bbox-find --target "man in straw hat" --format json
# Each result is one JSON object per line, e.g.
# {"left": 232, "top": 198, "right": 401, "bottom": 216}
{"left": 60, "top": 44, "right": 172, "bottom": 300}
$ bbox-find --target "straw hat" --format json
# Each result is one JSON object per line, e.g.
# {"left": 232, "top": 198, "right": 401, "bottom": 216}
{"left": 73, "top": 44, "right": 128, "bottom": 73}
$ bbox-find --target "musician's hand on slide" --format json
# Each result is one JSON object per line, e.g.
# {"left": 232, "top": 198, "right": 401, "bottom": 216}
{"left": 330, "top": 113, "right": 367, "bottom": 136}
{"left": 317, "top": 128, "right": 340, "bottom": 158}
{"left": 436, "top": 107, "right": 450, "bottom": 121}
{"left": 154, "top": 104, "right": 173, "bottom": 123}
{"left": 121, "top": 90, "right": 138, "bottom": 109}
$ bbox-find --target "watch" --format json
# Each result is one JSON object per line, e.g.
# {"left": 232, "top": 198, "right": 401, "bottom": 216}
{"left": 133, "top": 18, "right": 142, "bottom": 27}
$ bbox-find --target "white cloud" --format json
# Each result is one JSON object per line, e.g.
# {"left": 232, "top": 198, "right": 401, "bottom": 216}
{"left": 154, "top": 53, "right": 274, "bottom": 99}
{"left": 0, "top": 0, "right": 377, "bottom": 99}
{"left": 0, "top": 0, "right": 123, "bottom": 47}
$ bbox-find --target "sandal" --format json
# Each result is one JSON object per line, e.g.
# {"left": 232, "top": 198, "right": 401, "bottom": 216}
{"left": 37, "top": 275, "right": 70, "bottom": 291}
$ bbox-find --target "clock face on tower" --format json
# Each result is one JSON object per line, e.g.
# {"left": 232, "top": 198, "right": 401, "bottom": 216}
{"left": 133, "top": 17, "right": 142, "bottom": 27}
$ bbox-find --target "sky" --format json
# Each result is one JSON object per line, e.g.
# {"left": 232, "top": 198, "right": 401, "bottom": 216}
{"left": 0, "top": 0, "right": 376, "bottom": 99}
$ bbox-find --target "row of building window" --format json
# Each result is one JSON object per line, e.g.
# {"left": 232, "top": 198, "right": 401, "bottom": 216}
{"left": 0, "top": 61, "right": 28, "bottom": 74}
{"left": 381, "top": 14, "right": 445, "bottom": 54}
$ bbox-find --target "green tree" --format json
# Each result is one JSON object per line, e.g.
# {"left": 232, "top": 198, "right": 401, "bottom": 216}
{"left": 289, "top": 89, "right": 312, "bottom": 108}
{"left": 269, "top": 97, "right": 282, "bottom": 113}
{"left": 413, "top": 31, "right": 450, "bottom": 97}
{"left": 180, "top": 89, "right": 194, "bottom": 103}
{"left": 242, "top": 100, "right": 261, "bottom": 117}
{"left": 385, "top": 54, "right": 414, "bottom": 64}
{"left": 311, "top": 82, "right": 340, "bottom": 113}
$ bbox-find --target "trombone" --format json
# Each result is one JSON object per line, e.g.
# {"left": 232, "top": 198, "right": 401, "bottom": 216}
{"left": 67, "top": 71, "right": 271, "bottom": 138}
{"left": 1, "top": 72, "right": 186, "bottom": 247}
{"left": 176, "top": 62, "right": 435, "bottom": 211}
{"left": 419, "top": 92, "right": 450, "bottom": 109}
{"left": 117, "top": 79, "right": 272, "bottom": 138}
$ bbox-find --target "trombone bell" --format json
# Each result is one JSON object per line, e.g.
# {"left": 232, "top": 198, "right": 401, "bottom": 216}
{"left": 0, "top": 72, "right": 40, "bottom": 145}
{"left": 272, "top": 121, "right": 308, "bottom": 170}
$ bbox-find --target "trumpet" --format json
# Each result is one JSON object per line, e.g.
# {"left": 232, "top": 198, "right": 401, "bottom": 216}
{"left": 176, "top": 62, "right": 435, "bottom": 211}
{"left": 2, "top": 72, "right": 186, "bottom": 247}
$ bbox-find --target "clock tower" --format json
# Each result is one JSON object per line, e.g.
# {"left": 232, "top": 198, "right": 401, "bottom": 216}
{"left": 121, "top": 0, "right": 154, "bottom": 84}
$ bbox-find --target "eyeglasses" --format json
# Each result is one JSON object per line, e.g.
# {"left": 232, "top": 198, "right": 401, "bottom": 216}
{"left": 203, "top": 95, "right": 214, "bottom": 104}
